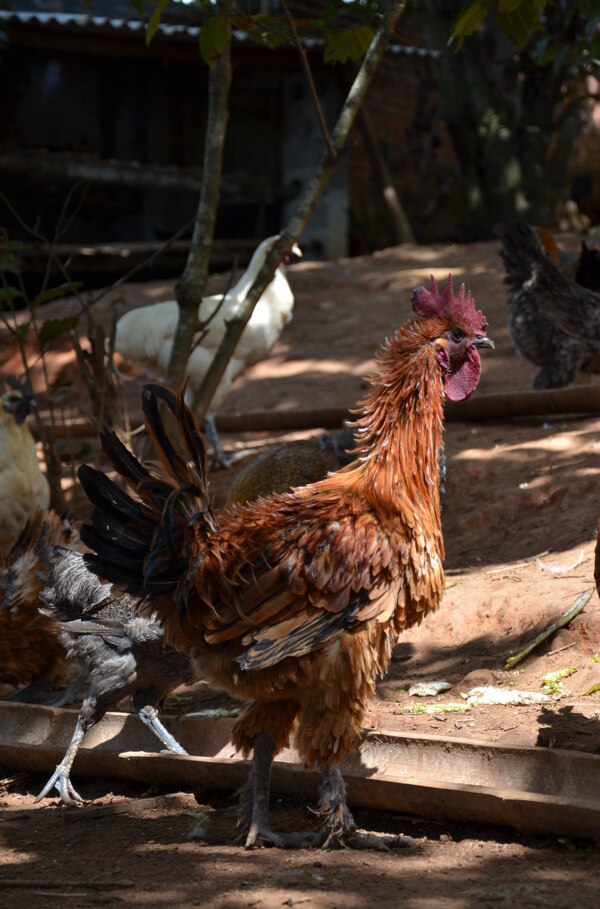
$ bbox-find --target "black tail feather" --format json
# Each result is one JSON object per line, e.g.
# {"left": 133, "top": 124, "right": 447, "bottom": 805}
{"left": 82, "top": 551, "right": 146, "bottom": 594}
{"left": 78, "top": 465, "right": 154, "bottom": 527}
{"left": 99, "top": 428, "right": 151, "bottom": 487}
{"left": 174, "top": 385, "right": 208, "bottom": 488}
{"left": 78, "top": 464, "right": 155, "bottom": 592}
{"left": 79, "top": 523, "right": 147, "bottom": 572}
{"left": 141, "top": 384, "right": 189, "bottom": 484}
{"left": 142, "top": 382, "right": 208, "bottom": 491}
{"left": 78, "top": 383, "right": 215, "bottom": 614}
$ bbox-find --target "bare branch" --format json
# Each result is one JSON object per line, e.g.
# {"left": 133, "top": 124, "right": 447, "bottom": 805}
{"left": 280, "top": 0, "right": 336, "bottom": 161}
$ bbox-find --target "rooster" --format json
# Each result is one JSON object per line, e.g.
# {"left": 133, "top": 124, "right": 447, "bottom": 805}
{"left": 500, "top": 221, "right": 600, "bottom": 388}
{"left": 0, "top": 384, "right": 50, "bottom": 551}
{"left": 78, "top": 275, "right": 492, "bottom": 848}
{"left": 34, "top": 544, "right": 195, "bottom": 805}
{"left": 0, "top": 509, "right": 76, "bottom": 700}
{"left": 113, "top": 235, "right": 301, "bottom": 465}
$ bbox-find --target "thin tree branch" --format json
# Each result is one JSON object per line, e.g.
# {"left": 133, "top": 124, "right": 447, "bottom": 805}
{"left": 280, "top": 0, "right": 336, "bottom": 161}
{"left": 0, "top": 191, "right": 46, "bottom": 242}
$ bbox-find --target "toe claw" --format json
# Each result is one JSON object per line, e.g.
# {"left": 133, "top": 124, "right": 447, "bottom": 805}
{"left": 36, "top": 767, "right": 83, "bottom": 806}
{"left": 344, "top": 832, "right": 412, "bottom": 851}
{"left": 245, "top": 824, "right": 284, "bottom": 849}
{"left": 245, "top": 825, "right": 318, "bottom": 850}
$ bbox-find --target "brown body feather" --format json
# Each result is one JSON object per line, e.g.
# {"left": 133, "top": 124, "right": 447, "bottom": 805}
{"left": 0, "top": 509, "right": 79, "bottom": 688}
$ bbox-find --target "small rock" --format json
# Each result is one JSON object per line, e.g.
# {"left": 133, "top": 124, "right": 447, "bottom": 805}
{"left": 548, "top": 628, "right": 578, "bottom": 651}
{"left": 376, "top": 682, "right": 407, "bottom": 701}
{"left": 581, "top": 611, "right": 600, "bottom": 643}
{"left": 460, "top": 669, "right": 497, "bottom": 689}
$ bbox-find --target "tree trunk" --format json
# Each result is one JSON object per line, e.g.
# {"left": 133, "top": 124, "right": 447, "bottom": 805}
{"left": 165, "top": 0, "right": 233, "bottom": 391}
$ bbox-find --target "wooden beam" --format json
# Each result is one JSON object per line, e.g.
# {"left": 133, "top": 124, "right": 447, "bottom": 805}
{"left": 2, "top": 702, "right": 600, "bottom": 841}
{"left": 28, "top": 384, "right": 600, "bottom": 441}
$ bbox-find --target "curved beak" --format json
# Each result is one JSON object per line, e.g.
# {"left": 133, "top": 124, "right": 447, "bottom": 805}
{"left": 473, "top": 336, "right": 494, "bottom": 350}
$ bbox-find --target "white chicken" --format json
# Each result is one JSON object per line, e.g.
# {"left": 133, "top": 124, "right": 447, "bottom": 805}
{"left": 0, "top": 387, "right": 50, "bottom": 552}
{"left": 113, "top": 235, "right": 301, "bottom": 464}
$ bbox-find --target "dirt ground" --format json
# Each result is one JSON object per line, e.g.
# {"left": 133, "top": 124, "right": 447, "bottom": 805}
{"left": 2, "top": 236, "right": 600, "bottom": 906}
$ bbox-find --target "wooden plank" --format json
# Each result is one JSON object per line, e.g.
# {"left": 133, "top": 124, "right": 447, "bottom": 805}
{"left": 1, "top": 702, "right": 600, "bottom": 840}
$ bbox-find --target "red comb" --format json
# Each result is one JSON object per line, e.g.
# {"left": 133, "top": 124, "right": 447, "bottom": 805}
{"left": 411, "top": 274, "right": 487, "bottom": 334}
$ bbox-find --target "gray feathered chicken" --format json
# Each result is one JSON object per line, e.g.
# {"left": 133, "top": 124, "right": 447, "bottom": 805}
{"left": 500, "top": 221, "right": 600, "bottom": 388}
{"left": 36, "top": 544, "right": 196, "bottom": 805}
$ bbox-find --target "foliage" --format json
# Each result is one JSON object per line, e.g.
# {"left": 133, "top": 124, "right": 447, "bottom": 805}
{"left": 416, "top": 0, "right": 600, "bottom": 237}
{"left": 120, "top": 0, "right": 390, "bottom": 66}
{"left": 453, "top": 0, "right": 549, "bottom": 47}
{"left": 452, "top": 0, "right": 600, "bottom": 78}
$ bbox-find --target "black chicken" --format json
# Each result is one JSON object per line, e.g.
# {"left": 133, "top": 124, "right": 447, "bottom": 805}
{"left": 500, "top": 221, "right": 600, "bottom": 388}
{"left": 35, "top": 544, "right": 196, "bottom": 805}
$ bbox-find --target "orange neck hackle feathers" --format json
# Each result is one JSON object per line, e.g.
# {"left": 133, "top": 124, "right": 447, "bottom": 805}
{"left": 342, "top": 274, "right": 487, "bottom": 521}
{"left": 347, "top": 320, "right": 445, "bottom": 524}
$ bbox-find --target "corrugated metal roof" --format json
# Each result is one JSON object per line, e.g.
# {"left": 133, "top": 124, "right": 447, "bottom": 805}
{"left": 0, "top": 9, "right": 439, "bottom": 57}
{"left": 0, "top": 10, "right": 200, "bottom": 38}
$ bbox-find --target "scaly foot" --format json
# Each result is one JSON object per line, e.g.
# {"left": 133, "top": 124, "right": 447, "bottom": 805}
{"left": 35, "top": 763, "right": 84, "bottom": 806}
{"left": 314, "top": 766, "right": 412, "bottom": 850}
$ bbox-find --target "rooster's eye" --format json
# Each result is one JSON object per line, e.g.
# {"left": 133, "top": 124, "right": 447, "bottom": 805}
{"left": 450, "top": 328, "right": 465, "bottom": 343}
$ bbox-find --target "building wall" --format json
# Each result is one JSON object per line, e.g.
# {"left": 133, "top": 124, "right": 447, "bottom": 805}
{"left": 0, "top": 37, "right": 285, "bottom": 245}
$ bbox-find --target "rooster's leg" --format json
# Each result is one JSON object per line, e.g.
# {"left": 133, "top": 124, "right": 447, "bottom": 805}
{"left": 244, "top": 731, "right": 281, "bottom": 847}
{"left": 35, "top": 713, "right": 87, "bottom": 806}
{"left": 317, "top": 765, "right": 356, "bottom": 845}
{"left": 203, "top": 414, "right": 233, "bottom": 469}
{"left": 315, "top": 765, "right": 411, "bottom": 851}
{"left": 138, "top": 705, "right": 188, "bottom": 755}
{"left": 243, "top": 732, "right": 316, "bottom": 849}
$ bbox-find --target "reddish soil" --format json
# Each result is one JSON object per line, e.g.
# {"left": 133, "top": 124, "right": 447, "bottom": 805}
{"left": 2, "top": 236, "right": 600, "bottom": 906}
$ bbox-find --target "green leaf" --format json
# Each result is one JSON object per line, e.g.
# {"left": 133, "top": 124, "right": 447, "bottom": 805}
{"left": 232, "top": 15, "right": 286, "bottom": 51}
{"left": 130, "top": 0, "right": 146, "bottom": 15}
{"left": 199, "top": 15, "right": 230, "bottom": 65}
{"left": 38, "top": 316, "right": 80, "bottom": 347}
{"left": 32, "top": 282, "right": 83, "bottom": 308}
{"left": 324, "top": 25, "right": 374, "bottom": 64}
{"left": 0, "top": 286, "right": 21, "bottom": 310}
{"left": 452, "top": 0, "right": 489, "bottom": 47}
{"left": 497, "top": 0, "right": 523, "bottom": 12}
{"left": 250, "top": 15, "right": 289, "bottom": 50}
{"left": 580, "top": 682, "right": 600, "bottom": 697}
{"left": 494, "top": 0, "right": 548, "bottom": 48}
{"left": 146, "top": 0, "right": 169, "bottom": 47}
